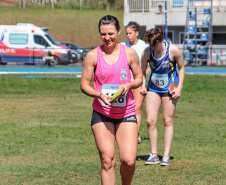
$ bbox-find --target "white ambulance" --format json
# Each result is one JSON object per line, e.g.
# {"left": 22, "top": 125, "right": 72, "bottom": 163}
{"left": 0, "top": 23, "right": 75, "bottom": 65}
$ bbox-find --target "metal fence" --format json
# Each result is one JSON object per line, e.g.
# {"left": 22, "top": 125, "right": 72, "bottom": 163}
{"left": 126, "top": 0, "right": 187, "bottom": 12}
{"left": 181, "top": 46, "right": 226, "bottom": 66}
{"left": 209, "top": 48, "right": 226, "bottom": 66}
{"left": 126, "top": 0, "right": 226, "bottom": 12}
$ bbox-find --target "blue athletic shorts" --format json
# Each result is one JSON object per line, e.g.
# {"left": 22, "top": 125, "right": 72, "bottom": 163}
{"left": 91, "top": 110, "right": 137, "bottom": 126}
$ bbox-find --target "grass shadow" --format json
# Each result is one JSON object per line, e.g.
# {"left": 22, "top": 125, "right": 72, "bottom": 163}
{"left": 141, "top": 136, "right": 149, "bottom": 141}
{"left": 136, "top": 155, "right": 174, "bottom": 161}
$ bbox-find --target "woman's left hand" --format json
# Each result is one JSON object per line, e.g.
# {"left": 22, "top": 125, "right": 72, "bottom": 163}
{"left": 171, "top": 87, "right": 182, "bottom": 99}
{"left": 118, "top": 83, "right": 131, "bottom": 98}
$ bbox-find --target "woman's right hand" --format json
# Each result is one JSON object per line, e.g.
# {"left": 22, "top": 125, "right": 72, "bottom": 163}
{"left": 99, "top": 93, "right": 112, "bottom": 106}
{"left": 140, "top": 86, "right": 147, "bottom": 96}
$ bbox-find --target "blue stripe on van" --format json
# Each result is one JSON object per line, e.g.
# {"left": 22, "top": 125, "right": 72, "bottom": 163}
{"left": 1, "top": 57, "right": 45, "bottom": 63}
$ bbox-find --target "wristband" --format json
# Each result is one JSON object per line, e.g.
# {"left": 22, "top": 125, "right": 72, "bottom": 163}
{"left": 99, "top": 93, "right": 103, "bottom": 99}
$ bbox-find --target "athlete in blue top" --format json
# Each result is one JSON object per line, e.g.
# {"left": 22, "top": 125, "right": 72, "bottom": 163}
{"left": 141, "top": 27, "right": 185, "bottom": 166}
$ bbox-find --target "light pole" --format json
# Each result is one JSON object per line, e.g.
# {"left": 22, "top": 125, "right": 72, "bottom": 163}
{"left": 165, "top": 0, "right": 168, "bottom": 41}
{"left": 194, "top": 7, "right": 197, "bottom": 67}
{"left": 158, "top": 1, "right": 168, "bottom": 41}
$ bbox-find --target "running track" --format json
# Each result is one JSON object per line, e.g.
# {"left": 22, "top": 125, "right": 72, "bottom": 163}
{"left": 0, "top": 67, "right": 226, "bottom": 76}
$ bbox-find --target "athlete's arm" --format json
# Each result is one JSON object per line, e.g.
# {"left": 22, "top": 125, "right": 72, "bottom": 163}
{"left": 80, "top": 49, "right": 98, "bottom": 98}
{"left": 146, "top": 65, "right": 152, "bottom": 75}
{"left": 171, "top": 44, "right": 185, "bottom": 98}
{"left": 140, "top": 47, "right": 150, "bottom": 95}
{"left": 80, "top": 49, "right": 112, "bottom": 105}
{"left": 124, "top": 46, "right": 143, "bottom": 95}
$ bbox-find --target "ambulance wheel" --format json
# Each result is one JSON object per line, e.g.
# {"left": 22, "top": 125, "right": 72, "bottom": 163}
{"left": 52, "top": 56, "right": 59, "bottom": 66}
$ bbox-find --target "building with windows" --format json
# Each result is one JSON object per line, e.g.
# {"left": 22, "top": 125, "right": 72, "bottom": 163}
{"left": 124, "top": 0, "right": 226, "bottom": 65}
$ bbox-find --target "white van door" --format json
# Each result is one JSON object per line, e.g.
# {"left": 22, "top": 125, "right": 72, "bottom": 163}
{"left": 32, "top": 34, "right": 51, "bottom": 64}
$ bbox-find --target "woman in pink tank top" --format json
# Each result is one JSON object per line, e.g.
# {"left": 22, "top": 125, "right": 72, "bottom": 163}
{"left": 80, "top": 15, "right": 142, "bottom": 185}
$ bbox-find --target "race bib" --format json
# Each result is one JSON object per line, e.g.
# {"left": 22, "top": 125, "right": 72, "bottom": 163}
{"left": 151, "top": 73, "right": 168, "bottom": 88}
{"left": 101, "top": 84, "right": 126, "bottom": 107}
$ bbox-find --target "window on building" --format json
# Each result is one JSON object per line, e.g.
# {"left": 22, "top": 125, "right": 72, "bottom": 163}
{"left": 172, "top": 0, "right": 184, "bottom": 7}
{"left": 34, "top": 35, "right": 50, "bottom": 47}
{"left": 138, "top": 26, "right": 147, "bottom": 41}
{"left": 167, "top": 31, "right": 173, "bottom": 43}
{"left": 9, "top": 34, "right": 28, "bottom": 45}
{"left": 212, "top": 33, "right": 226, "bottom": 45}
{"left": 179, "top": 32, "right": 184, "bottom": 44}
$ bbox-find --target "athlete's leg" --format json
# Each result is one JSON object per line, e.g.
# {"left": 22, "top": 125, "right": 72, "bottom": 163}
{"left": 145, "top": 91, "right": 162, "bottom": 155}
{"left": 162, "top": 96, "right": 178, "bottom": 156}
{"left": 133, "top": 86, "right": 145, "bottom": 141}
{"left": 92, "top": 122, "right": 116, "bottom": 185}
{"left": 116, "top": 122, "right": 138, "bottom": 185}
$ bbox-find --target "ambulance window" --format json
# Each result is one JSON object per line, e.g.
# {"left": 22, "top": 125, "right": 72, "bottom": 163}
{"left": 34, "top": 35, "right": 50, "bottom": 47}
{"left": 45, "top": 33, "right": 57, "bottom": 45}
{"left": 9, "top": 34, "right": 28, "bottom": 45}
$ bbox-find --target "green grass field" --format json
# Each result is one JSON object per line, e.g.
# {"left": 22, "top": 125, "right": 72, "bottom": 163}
{"left": 0, "top": 7, "right": 127, "bottom": 48}
{"left": 0, "top": 6, "right": 225, "bottom": 185}
{"left": 0, "top": 74, "right": 225, "bottom": 184}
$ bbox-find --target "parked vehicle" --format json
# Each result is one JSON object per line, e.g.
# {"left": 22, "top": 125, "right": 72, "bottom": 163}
{"left": 61, "top": 43, "right": 83, "bottom": 62}
{"left": 70, "top": 50, "right": 78, "bottom": 63}
{"left": 0, "top": 23, "right": 76, "bottom": 65}
{"left": 61, "top": 43, "right": 89, "bottom": 62}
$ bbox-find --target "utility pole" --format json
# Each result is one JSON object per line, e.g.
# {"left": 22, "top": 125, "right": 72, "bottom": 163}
{"left": 165, "top": 0, "right": 168, "bottom": 41}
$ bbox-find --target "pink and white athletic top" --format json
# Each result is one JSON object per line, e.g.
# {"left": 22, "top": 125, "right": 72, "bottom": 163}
{"left": 92, "top": 44, "right": 136, "bottom": 119}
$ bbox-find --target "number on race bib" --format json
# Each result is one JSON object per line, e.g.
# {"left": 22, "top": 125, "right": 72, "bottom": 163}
{"left": 106, "top": 92, "right": 125, "bottom": 104}
{"left": 118, "top": 98, "right": 124, "bottom": 103}
{"left": 102, "top": 84, "right": 126, "bottom": 107}
{"left": 156, "top": 80, "right": 159, "bottom": 86}
{"left": 151, "top": 73, "right": 168, "bottom": 88}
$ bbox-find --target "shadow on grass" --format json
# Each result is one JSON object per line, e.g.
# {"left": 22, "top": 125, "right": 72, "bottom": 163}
{"left": 141, "top": 136, "right": 149, "bottom": 141}
{"left": 136, "top": 155, "right": 174, "bottom": 161}
{"left": 137, "top": 136, "right": 174, "bottom": 162}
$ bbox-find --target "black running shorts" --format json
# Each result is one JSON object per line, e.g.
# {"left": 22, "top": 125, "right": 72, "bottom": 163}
{"left": 91, "top": 110, "right": 137, "bottom": 126}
